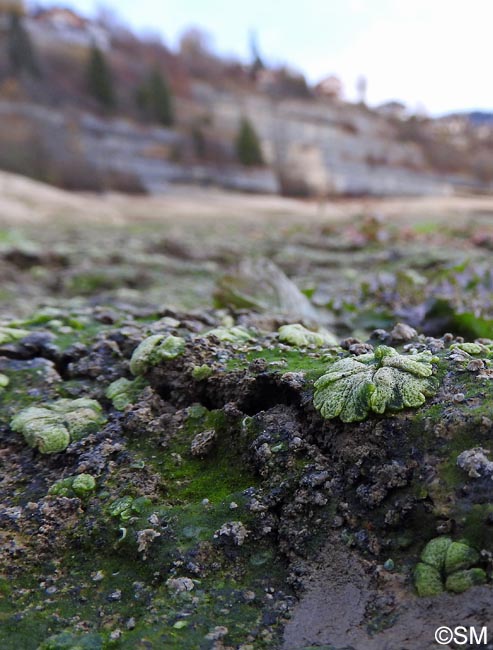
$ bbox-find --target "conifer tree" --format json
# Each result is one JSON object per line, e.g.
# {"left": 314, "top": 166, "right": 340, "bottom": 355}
{"left": 235, "top": 118, "right": 264, "bottom": 166}
{"left": 249, "top": 30, "right": 264, "bottom": 78}
{"left": 149, "top": 68, "right": 173, "bottom": 126}
{"left": 8, "top": 12, "right": 40, "bottom": 76}
{"left": 87, "top": 45, "right": 115, "bottom": 109}
{"left": 136, "top": 68, "right": 174, "bottom": 126}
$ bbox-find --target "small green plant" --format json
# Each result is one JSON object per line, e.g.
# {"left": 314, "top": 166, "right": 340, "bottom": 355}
{"left": 414, "top": 537, "right": 486, "bottom": 596}
{"left": 0, "top": 325, "right": 30, "bottom": 344}
{"left": 313, "top": 346, "right": 439, "bottom": 422}
{"left": 11, "top": 398, "right": 106, "bottom": 454}
{"left": 130, "top": 334, "right": 185, "bottom": 375}
{"left": 205, "top": 326, "right": 253, "bottom": 344}
{"left": 278, "top": 323, "right": 337, "bottom": 347}
{"left": 235, "top": 118, "right": 264, "bottom": 166}
{"left": 105, "top": 377, "right": 147, "bottom": 410}
{"left": 191, "top": 364, "right": 213, "bottom": 380}
{"left": 49, "top": 474, "right": 96, "bottom": 498}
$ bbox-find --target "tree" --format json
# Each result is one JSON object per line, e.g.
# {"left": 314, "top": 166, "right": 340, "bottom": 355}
{"left": 8, "top": 12, "right": 40, "bottom": 76}
{"left": 249, "top": 30, "right": 264, "bottom": 78}
{"left": 136, "top": 68, "right": 174, "bottom": 126}
{"left": 87, "top": 45, "right": 115, "bottom": 109}
{"left": 235, "top": 118, "right": 264, "bottom": 167}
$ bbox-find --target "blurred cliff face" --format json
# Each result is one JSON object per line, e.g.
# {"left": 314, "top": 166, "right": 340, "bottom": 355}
{"left": 0, "top": 5, "right": 493, "bottom": 197}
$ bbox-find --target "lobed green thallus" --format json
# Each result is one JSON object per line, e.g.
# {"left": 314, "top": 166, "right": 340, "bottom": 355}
{"left": 11, "top": 398, "right": 106, "bottom": 454}
{"left": 313, "top": 345, "right": 439, "bottom": 423}
{"left": 415, "top": 537, "right": 486, "bottom": 596}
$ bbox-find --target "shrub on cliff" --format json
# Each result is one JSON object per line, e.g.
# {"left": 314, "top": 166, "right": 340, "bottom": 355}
{"left": 235, "top": 118, "right": 264, "bottom": 167}
{"left": 87, "top": 45, "right": 115, "bottom": 109}
{"left": 8, "top": 12, "right": 40, "bottom": 77}
{"left": 136, "top": 68, "right": 174, "bottom": 126}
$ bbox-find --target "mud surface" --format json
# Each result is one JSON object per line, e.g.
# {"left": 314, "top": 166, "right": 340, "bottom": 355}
{"left": 1, "top": 175, "right": 493, "bottom": 649}
{"left": 284, "top": 536, "right": 493, "bottom": 650}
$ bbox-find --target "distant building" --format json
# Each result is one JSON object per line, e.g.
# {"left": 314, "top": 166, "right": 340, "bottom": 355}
{"left": 0, "top": 0, "right": 24, "bottom": 14}
{"left": 26, "top": 6, "right": 110, "bottom": 52}
{"left": 375, "top": 101, "right": 407, "bottom": 120}
{"left": 314, "top": 75, "right": 343, "bottom": 100}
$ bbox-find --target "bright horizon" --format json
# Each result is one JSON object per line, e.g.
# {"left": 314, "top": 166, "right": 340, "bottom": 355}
{"left": 34, "top": 0, "right": 493, "bottom": 116}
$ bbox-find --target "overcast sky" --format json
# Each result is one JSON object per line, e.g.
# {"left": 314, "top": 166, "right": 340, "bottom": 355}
{"left": 53, "top": 0, "right": 492, "bottom": 115}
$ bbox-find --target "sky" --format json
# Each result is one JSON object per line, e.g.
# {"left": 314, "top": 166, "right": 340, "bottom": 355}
{"left": 45, "top": 0, "right": 493, "bottom": 115}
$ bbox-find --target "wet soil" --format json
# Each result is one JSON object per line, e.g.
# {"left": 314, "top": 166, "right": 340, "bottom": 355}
{"left": 2, "top": 173, "right": 493, "bottom": 649}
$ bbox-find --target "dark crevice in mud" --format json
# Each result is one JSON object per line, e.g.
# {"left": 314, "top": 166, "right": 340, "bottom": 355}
{"left": 152, "top": 372, "right": 301, "bottom": 417}
{"left": 238, "top": 375, "right": 301, "bottom": 416}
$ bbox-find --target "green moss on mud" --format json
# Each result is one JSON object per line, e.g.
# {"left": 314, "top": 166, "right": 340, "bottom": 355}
{"left": 226, "top": 345, "right": 332, "bottom": 380}
{"left": 128, "top": 406, "right": 255, "bottom": 504}
{"left": 0, "top": 399, "right": 287, "bottom": 650}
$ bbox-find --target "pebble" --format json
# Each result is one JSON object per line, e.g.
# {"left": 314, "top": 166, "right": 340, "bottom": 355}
{"left": 107, "top": 590, "right": 122, "bottom": 601}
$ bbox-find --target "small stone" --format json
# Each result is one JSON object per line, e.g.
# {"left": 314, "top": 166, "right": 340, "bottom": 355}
{"left": 452, "top": 393, "right": 465, "bottom": 403}
{"left": 281, "top": 371, "right": 306, "bottom": 389}
{"left": 256, "top": 443, "right": 272, "bottom": 461}
{"left": 312, "top": 492, "right": 328, "bottom": 506}
{"left": 467, "top": 359, "right": 485, "bottom": 372}
{"left": 229, "top": 502, "right": 238, "bottom": 509}
{"left": 136, "top": 529, "right": 161, "bottom": 559}
{"left": 436, "top": 520, "right": 453, "bottom": 535}
{"left": 457, "top": 447, "right": 493, "bottom": 479}
{"left": 190, "top": 429, "right": 216, "bottom": 457}
{"left": 348, "top": 342, "right": 373, "bottom": 355}
{"left": 166, "top": 577, "right": 195, "bottom": 592}
{"left": 214, "top": 521, "right": 249, "bottom": 546}
{"left": 107, "top": 589, "right": 122, "bottom": 601}
{"left": 372, "top": 329, "right": 389, "bottom": 341}
{"left": 290, "top": 436, "right": 303, "bottom": 449}
{"left": 205, "top": 626, "right": 228, "bottom": 641}
{"left": 390, "top": 323, "right": 417, "bottom": 342}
